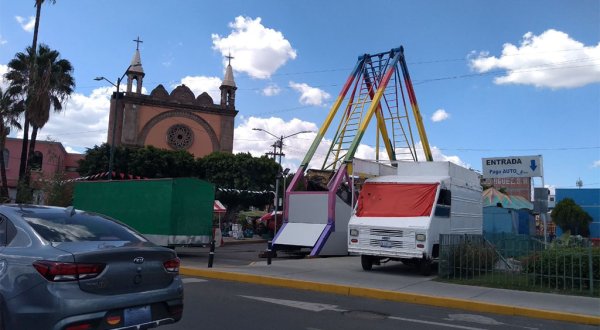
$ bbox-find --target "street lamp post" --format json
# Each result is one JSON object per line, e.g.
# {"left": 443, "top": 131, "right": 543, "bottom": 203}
{"left": 252, "top": 128, "right": 311, "bottom": 236}
{"left": 94, "top": 64, "right": 139, "bottom": 180}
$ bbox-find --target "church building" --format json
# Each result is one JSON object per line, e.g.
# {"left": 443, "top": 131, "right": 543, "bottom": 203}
{"left": 107, "top": 42, "right": 238, "bottom": 157}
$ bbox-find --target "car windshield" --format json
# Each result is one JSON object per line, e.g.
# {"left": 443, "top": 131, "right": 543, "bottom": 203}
{"left": 356, "top": 182, "right": 439, "bottom": 217}
{"left": 23, "top": 212, "right": 146, "bottom": 243}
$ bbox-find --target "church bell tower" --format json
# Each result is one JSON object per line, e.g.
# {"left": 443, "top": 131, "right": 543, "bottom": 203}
{"left": 219, "top": 54, "right": 237, "bottom": 109}
{"left": 126, "top": 36, "right": 145, "bottom": 94}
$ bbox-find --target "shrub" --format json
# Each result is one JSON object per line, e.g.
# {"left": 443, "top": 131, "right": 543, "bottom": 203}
{"left": 525, "top": 247, "right": 600, "bottom": 290}
{"left": 443, "top": 241, "right": 498, "bottom": 278}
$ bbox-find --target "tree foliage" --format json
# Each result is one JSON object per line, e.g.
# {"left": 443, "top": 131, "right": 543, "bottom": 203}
{"left": 197, "top": 152, "right": 279, "bottom": 210}
{"left": 5, "top": 44, "right": 75, "bottom": 202}
{"left": 78, "top": 144, "right": 196, "bottom": 179}
{"left": 551, "top": 198, "right": 593, "bottom": 237}
{"left": 39, "top": 171, "right": 74, "bottom": 207}
{"left": 0, "top": 87, "right": 23, "bottom": 201}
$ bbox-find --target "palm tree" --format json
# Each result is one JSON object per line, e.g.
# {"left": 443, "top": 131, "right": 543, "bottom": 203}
{"left": 5, "top": 44, "right": 74, "bottom": 202}
{"left": 16, "top": 0, "right": 56, "bottom": 185}
{"left": 0, "top": 88, "right": 23, "bottom": 202}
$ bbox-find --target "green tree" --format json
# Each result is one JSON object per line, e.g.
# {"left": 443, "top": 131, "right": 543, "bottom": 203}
{"left": 129, "top": 146, "right": 196, "bottom": 178}
{"left": 5, "top": 44, "right": 74, "bottom": 202}
{"left": 197, "top": 152, "right": 279, "bottom": 212}
{"left": 39, "top": 170, "right": 73, "bottom": 206}
{"left": 77, "top": 143, "right": 112, "bottom": 177}
{"left": 78, "top": 144, "right": 196, "bottom": 179}
{"left": 551, "top": 198, "right": 593, "bottom": 237}
{"left": 0, "top": 88, "right": 24, "bottom": 201}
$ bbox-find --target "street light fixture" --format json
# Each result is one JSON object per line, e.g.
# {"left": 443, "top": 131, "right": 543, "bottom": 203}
{"left": 252, "top": 128, "right": 312, "bottom": 236}
{"left": 252, "top": 128, "right": 312, "bottom": 165}
{"left": 94, "top": 64, "right": 140, "bottom": 180}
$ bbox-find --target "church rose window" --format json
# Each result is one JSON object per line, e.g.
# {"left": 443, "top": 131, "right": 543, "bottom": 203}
{"left": 167, "top": 124, "right": 194, "bottom": 150}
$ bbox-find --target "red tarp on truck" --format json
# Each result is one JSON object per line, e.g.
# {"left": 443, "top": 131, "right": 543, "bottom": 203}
{"left": 356, "top": 183, "right": 439, "bottom": 217}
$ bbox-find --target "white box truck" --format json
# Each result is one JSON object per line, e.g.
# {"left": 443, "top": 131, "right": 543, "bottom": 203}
{"left": 347, "top": 161, "right": 482, "bottom": 275}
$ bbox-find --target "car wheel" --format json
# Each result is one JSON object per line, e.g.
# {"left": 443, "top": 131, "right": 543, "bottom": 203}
{"left": 361, "top": 255, "right": 373, "bottom": 271}
{"left": 0, "top": 298, "right": 5, "bottom": 330}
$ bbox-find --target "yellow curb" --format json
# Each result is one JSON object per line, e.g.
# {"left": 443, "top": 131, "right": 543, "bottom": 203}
{"left": 180, "top": 267, "right": 600, "bottom": 326}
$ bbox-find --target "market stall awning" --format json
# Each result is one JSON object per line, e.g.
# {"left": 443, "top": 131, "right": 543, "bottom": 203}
{"left": 214, "top": 200, "right": 226, "bottom": 213}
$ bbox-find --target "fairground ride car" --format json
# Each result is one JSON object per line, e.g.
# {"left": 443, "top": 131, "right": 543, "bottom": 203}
{"left": 0, "top": 204, "right": 183, "bottom": 330}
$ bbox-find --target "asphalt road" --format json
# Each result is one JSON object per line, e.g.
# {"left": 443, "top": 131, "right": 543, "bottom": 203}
{"left": 162, "top": 277, "right": 596, "bottom": 330}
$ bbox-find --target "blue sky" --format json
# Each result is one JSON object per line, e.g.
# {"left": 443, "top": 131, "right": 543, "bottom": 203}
{"left": 0, "top": 0, "right": 598, "bottom": 192}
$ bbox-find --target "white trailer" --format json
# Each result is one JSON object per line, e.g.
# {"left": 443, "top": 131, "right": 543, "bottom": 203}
{"left": 347, "top": 161, "right": 482, "bottom": 274}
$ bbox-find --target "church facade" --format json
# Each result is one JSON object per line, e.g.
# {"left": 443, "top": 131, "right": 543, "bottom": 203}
{"left": 107, "top": 46, "right": 238, "bottom": 158}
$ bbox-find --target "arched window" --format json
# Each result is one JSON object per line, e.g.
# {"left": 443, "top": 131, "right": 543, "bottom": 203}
{"left": 31, "top": 151, "right": 43, "bottom": 171}
{"left": 2, "top": 149, "right": 8, "bottom": 168}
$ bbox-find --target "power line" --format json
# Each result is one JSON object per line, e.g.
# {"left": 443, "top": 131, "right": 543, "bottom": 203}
{"left": 76, "top": 51, "right": 599, "bottom": 93}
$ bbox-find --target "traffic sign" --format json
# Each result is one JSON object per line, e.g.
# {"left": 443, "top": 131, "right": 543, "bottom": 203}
{"left": 482, "top": 155, "right": 543, "bottom": 178}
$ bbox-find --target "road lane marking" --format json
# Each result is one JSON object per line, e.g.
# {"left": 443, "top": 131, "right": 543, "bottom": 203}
{"left": 447, "top": 314, "right": 504, "bottom": 325}
{"left": 239, "top": 295, "right": 347, "bottom": 312}
{"left": 240, "top": 295, "right": 490, "bottom": 329}
{"left": 389, "top": 316, "right": 486, "bottom": 330}
{"left": 182, "top": 278, "right": 208, "bottom": 284}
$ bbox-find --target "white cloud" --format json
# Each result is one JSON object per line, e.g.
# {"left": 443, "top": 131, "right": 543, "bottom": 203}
{"left": 431, "top": 109, "right": 449, "bottom": 122}
{"left": 232, "top": 116, "right": 467, "bottom": 173}
{"left": 289, "top": 81, "right": 330, "bottom": 106}
{"left": 33, "top": 87, "right": 114, "bottom": 153}
{"left": 212, "top": 16, "right": 297, "bottom": 79}
{"left": 0, "top": 34, "right": 7, "bottom": 45}
{"left": 15, "top": 16, "right": 35, "bottom": 33}
{"left": 469, "top": 29, "right": 600, "bottom": 89}
{"left": 359, "top": 141, "right": 467, "bottom": 167}
{"left": 0, "top": 64, "right": 9, "bottom": 91}
{"left": 177, "top": 76, "right": 222, "bottom": 102}
{"left": 233, "top": 116, "right": 317, "bottom": 171}
{"left": 262, "top": 84, "right": 281, "bottom": 96}
{"left": 593, "top": 160, "right": 600, "bottom": 168}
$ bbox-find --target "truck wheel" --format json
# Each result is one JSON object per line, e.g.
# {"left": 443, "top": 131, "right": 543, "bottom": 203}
{"left": 361, "top": 255, "right": 373, "bottom": 271}
{"left": 418, "top": 259, "right": 432, "bottom": 276}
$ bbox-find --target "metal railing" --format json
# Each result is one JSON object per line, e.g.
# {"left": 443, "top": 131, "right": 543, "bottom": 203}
{"left": 438, "top": 233, "right": 599, "bottom": 297}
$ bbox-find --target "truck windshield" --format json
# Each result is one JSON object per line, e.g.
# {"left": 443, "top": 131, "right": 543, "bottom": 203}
{"left": 356, "top": 183, "right": 439, "bottom": 217}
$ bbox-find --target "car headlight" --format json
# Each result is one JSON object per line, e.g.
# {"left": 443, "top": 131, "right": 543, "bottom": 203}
{"left": 415, "top": 233, "right": 426, "bottom": 241}
{"left": 349, "top": 229, "right": 359, "bottom": 237}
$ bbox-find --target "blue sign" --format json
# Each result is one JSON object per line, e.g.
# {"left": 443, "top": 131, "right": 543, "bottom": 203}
{"left": 482, "top": 155, "right": 543, "bottom": 178}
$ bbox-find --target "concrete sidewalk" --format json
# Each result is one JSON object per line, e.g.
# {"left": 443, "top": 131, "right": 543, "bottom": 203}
{"left": 180, "top": 254, "right": 600, "bottom": 325}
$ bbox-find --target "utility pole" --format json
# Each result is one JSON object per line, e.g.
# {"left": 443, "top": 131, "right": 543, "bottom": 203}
{"left": 252, "top": 128, "right": 312, "bottom": 237}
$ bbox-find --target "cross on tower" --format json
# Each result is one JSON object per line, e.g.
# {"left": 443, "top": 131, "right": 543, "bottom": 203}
{"left": 133, "top": 36, "right": 143, "bottom": 50}
{"left": 225, "top": 52, "right": 234, "bottom": 66}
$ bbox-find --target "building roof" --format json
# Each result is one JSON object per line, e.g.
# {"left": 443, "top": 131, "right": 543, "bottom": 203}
{"left": 221, "top": 63, "right": 236, "bottom": 87}
{"left": 128, "top": 49, "right": 145, "bottom": 75}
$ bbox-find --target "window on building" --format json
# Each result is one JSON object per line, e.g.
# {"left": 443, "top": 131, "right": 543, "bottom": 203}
{"left": 31, "top": 151, "right": 43, "bottom": 171}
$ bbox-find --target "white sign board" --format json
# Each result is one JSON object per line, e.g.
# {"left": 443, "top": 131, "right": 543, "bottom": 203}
{"left": 482, "top": 155, "right": 543, "bottom": 178}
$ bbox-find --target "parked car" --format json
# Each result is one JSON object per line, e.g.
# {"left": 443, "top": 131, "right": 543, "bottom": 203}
{"left": 255, "top": 211, "right": 284, "bottom": 234}
{"left": 0, "top": 204, "right": 184, "bottom": 330}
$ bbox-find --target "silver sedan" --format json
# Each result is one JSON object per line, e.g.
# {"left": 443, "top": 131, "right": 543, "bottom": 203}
{"left": 0, "top": 204, "right": 184, "bottom": 330}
